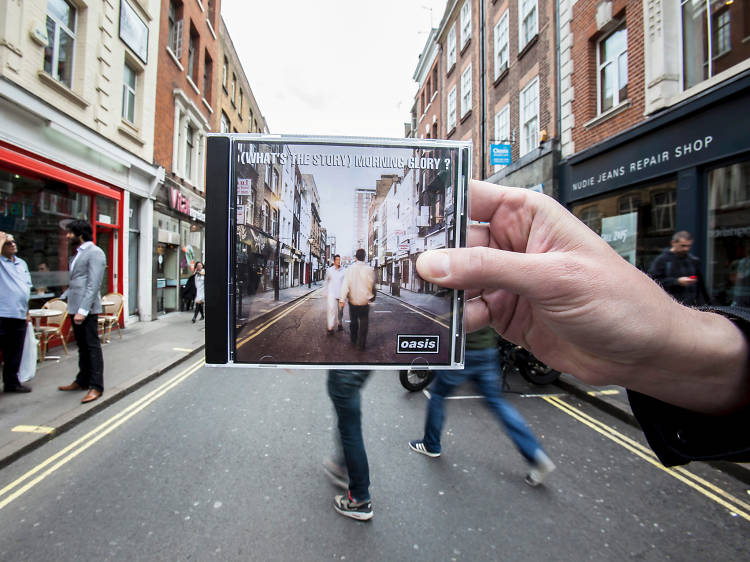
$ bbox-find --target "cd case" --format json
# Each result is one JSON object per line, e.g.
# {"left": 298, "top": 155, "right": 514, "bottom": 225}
{"left": 205, "top": 134, "right": 470, "bottom": 370}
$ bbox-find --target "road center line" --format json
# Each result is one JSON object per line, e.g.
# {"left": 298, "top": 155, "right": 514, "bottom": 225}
{"left": 385, "top": 296, "right": 449, "bottom": 329}
{"left": 542, "top": 395, "right": 750, "bottom": 522}
{"left": 0, "top": 358, "right": 205, "bottom": 510}
{"left": 236, "top": 290, "right": 319, "bottom": 347}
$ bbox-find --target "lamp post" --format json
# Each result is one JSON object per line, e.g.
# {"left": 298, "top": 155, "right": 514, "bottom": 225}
{"left": 307, "top": 237, "right": 313, "bottom": 288}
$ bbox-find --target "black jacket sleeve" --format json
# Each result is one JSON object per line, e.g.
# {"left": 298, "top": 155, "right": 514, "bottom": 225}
{"left": 628, "top": 305, "right": 750, "bottom": 466}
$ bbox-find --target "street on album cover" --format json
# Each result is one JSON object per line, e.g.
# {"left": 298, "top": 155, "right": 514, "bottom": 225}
{"left": 206, "top": 134, "right": 470, "bottom": 370}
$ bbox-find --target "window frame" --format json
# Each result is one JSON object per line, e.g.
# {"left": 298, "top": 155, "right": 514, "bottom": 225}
{"left": 447, "top": 85, "right": 457, "bottom": 131}
{"left": 44, "top": 0, "right": 77, "bottom": 88}
{"left": 494, "top": 10, "right": 509, "bottom": 80}
{"left": 460, "top": 64, "right": 472, "bottom": 118}
{"left": 519, "top": 76, "right": 539, "bottom": 156}
{"left": 447, "top": 26, "right": 457, "bottom": 73}
{"left": 460, "top": 1, "right": 472, "bottom": 49}
{"left": 122, "top": 61, "right": 137, "bottom": 124}
{"left": 167, "top": 1, "right": 183, "bottom": 59}
{"left": 203, "top": 51, "right": 213, "bottom": 103}
{"left": 518, "top": 0, "right": 538, "bottom": 52}
{"left": 596, "top": 22, "right": 628, "bottom": 115}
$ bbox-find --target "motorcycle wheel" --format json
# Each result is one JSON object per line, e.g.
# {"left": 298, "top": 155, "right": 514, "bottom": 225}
{"left": 517, "top": 360, "right": 561, "bottom": 385}
{"left": 399, "top": 369, "right": 435, "bottom": 392}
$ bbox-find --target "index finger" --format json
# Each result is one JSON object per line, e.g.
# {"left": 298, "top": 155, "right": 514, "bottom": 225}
{"left": 468, "top": 180, "right": 537, "bottom": 222}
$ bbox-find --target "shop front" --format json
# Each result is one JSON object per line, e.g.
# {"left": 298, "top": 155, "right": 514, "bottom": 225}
{"left": 560, "top": 72, "right": 750, "bottom": 306}
{"left": 0, "top": 143, "right": 123, "bottom": 307}
{"left": 154, "top": 181, "right": 205, "bottom": 314}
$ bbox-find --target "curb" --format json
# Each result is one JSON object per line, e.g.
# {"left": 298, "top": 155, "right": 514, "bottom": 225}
{"left": 0, "top": 345, "right": 205, "bottom": 471}
{"left": 553, "top": 374, "right": 750, "bottom": 485}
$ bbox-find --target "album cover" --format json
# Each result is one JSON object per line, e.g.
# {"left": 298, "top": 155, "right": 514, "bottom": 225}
{"left": 205, "top": 134, "right": 470, "bottom": 370}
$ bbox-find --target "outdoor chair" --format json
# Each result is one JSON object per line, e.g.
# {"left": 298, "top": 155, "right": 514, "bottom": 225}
{"left": 34, "top": 298, "right": 69, "bottom": 361}
{"left": 98, "top": 292, "right": 124, "bottom": 343}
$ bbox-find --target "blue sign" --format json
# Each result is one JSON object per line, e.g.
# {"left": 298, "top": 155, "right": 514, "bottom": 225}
{"left": 490, "top": 144, "right": 512, "bottom": 165}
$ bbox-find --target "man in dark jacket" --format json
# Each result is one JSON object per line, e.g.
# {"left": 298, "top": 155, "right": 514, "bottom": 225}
{"left": 648, "top": 230, "right": 710, "bottom": 305}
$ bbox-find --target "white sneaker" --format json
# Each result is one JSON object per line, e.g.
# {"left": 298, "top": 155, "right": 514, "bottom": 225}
{"left": 525, "top": 450, "right": 556, "bottom": 487}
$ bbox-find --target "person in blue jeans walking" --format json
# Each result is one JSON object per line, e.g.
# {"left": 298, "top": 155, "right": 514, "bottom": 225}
{"left": 409, "top": 327, "right": 556, "bottom": 486}
{"left": 324, "top": 370, "right": 374, "bottom": 520}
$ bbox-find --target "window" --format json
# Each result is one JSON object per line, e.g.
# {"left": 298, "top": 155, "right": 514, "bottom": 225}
{"left": 682, "top": 0, "right": 750, "bottom": 89}
{"left": 520, "top": 77, "right": 539, "bottom": 156}
{"left": 44, "top": 0, "right": 76, "bottom": 88}
{"left": 187, "top": 26, "right": 198, "bottom": 82}
{"left": 460, "top": 64, "right": 472, "bottom": 117}
{"left": 494, "top": 104, "right": 510, "bottom": 141}
{"left": 167, "top": 1, "right": 183, "bottom": 58}
{"left": 447, "top": 86, "right": 457, "bottom": 131}
{"left": 122, "top": 62, "right": 137, "bottom": 123}
{"left": 185, "top": 124, "right": 194, "bottom": 178}
{"left": 494, "top": 11, "right": 509, "bottom": 80}
{"left": 272, "top": 169, "right": 280, "bottom": 194}
{"left": 248, "top": 186, "right": 256, "bottom": 225}
{"left": 519, "top": 0, "right": 537, "bottom": 51}
{"left": 578, "top": 206, "right": 601, "bottom": 233}
{"left": 206, "top": 0, "right": 216, "bottom": 25}
{"left": 272, "top": 209, "right": 279, "bottom": 237}
{"left": 447, "top": 27, "right": 456, "bottom": 72}
{"left": 220, "top": 111, "right": 229, "bottom": 133}
{"left": 203, "top": 51, "right": 213, "bottom": 103}
{"left": 460, "top": 1, "right": 471, "bottom": 48}
{"left": 263, "top": 201, "right": 271, "bottom": 232}
{"left": 714, "top": 9, "right": 731, "bottom": 56}
{"left": 231, "top": 73, "right": 236, "bottom": 105}
{"left": 222, "top": 57, "right": 228, "bottom": 90}
{"left": 239, "top": 89, "right": 244, "bottom": 114}
{"left": 597, "top": 24, "right": 628, "bottom": 113}
{"left": 432, "top": 67, "right": 438, "bottom": 96}
{"left": 651, "top": 190, "right": 676, "bottom": 232}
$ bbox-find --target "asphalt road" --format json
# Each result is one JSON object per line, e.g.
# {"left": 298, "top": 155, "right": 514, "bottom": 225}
{"left": 235, "top": 288, "right": 453, "bottom": 367}
{"left": 0, "top": 361, "right": 747, "bottom": 561}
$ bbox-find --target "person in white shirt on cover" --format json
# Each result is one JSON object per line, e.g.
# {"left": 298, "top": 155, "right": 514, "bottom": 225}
{"left": 340, "top": 249, "right": 376, "bottom": 350}
{"left": 325, "top": 255, "right": 346, "bottom": 335}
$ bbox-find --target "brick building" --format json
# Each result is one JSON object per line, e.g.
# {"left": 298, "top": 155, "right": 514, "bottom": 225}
{"left": 559, "top": 0, "right": 750, "bottom": 306}
{"left": 152, "top": 0, "right": 221, "bottom": 314}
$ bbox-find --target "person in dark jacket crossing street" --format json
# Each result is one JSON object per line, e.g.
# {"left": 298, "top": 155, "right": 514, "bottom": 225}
{"left": 648, "top": 231, "right": 710, "bottom": 306}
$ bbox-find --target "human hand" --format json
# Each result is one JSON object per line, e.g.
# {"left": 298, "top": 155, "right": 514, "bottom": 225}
{"left": 0, "top": 231, "right": 6, "bottom": 247}
{"left": 73, "top": 313, "right": 86, "bottom": 324}
{"left": 678, "top": 276, "right": 698, "bottom": 286}
{"left": 416, "top": 180, "right": 749, "bottom": 413}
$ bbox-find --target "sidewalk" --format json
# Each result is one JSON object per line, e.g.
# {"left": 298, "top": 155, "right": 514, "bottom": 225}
{"left": 0, "top": 285, "right": 318, "bottom": 469}
{"left": 376, "top": 284, "right": 452, "bottom": 318}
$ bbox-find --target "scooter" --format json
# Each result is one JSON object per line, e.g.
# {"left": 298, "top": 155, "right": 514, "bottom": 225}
{"left": 399, "top": 337, "right": 560, "bottom": 391}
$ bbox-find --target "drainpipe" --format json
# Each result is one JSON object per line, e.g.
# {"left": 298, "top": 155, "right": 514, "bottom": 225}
{"left": 555, "top": 0, "right": 562, "bottom": 200}
{"left": 480, "top": 0, "right": 487, "bottom": 180}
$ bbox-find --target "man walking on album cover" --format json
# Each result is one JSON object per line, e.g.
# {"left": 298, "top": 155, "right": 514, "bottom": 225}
{"left": 340, "top": 249, "right": 375, "bottom": 351}
{"left": 325, "top": 255, "right": 346, "bottom": 335}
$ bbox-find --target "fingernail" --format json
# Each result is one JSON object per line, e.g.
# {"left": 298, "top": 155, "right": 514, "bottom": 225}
{"left": 419, "top": 251, "right": 450, "bottom": 279}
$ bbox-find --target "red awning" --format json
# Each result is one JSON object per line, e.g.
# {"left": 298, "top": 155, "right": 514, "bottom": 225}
{"left": 0, "top": 144, "right": 121, "bottom": 200}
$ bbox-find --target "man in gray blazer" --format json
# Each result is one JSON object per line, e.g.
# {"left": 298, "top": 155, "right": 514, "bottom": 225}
{"left": 58, "top": 220, "right": 106, "bottom": 403}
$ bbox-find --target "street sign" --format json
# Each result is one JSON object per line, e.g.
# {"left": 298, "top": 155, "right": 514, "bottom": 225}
{"left": 490, "top": 144, "right": 512, "bottom": 166}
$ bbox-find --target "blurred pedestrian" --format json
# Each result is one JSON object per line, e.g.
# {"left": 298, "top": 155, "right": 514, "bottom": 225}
{"left": 324, "top": 369, "right": 373, "bottom": 521}
{"left": 0, "top": 231, "right": 33, "bottom": 393}
{"left": 58, "top": 220, "right": 106, "bottom": 404}
{"left": 192, "top": 262, "right": 205, "bottom": 323}
{"left": 648, "top": 230, "right": 709, "bottom": 306}
{"left": 339, "top": 249, "right": 375, "bottom": 350}
{"left": 325, "top": 254, "right": 345, "bottom": 335}
{"left": 409, "top": 327, "right": 555, "bottom": 486}
{"left": 182, "top": 268, "right": 196, "bottom": 312}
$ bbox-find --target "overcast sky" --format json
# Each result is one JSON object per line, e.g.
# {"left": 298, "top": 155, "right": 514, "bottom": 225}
{"left": 221, "top": 0, "right": 448, "bottom": 138}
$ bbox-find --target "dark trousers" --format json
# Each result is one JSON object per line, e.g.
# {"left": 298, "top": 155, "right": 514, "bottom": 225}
{"left": 0, "top": 317, "right": 26, "bottom": 389}
{"left": 348, "top": 303, "right": 369, "bottom": 350}
{"left": 192, "top": 302, "right": 204, "bottom": 321}
{"left": 72, "top": 314, "right": 104, "bottom": 392}
{"left": 327, "top": 370, "right": 371, "bottom": 502}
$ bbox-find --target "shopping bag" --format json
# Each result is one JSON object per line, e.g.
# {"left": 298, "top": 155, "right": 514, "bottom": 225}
{"left": 18, "top": 322, "right": 38, "bottom": 383}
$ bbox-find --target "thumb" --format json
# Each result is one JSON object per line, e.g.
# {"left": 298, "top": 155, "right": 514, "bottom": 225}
{"left": 416, "top": 247, "right": 550, "bottom": 298}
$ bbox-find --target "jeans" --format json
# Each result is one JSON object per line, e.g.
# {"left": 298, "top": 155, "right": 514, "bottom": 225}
{"left": 348, "top": 304, "right": 369, "bottom": 349}
{"left": 327, "top": 370, "right": 371, "bottom": 502}
{"left": 72, "top": 314, "right": 104, "bottom": 392}
{"left": 423, "top": 347, "right": 542, "bottom": 463}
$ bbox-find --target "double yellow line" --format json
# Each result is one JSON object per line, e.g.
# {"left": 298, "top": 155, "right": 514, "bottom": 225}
{"left": 236, "top": 290, "right": 319, "bottom": 348}
{"left": 543, "top": 395, "right": 750, "bottom": 522}
{"left": 0, "top": 357, "right": 205, "bottom": 510}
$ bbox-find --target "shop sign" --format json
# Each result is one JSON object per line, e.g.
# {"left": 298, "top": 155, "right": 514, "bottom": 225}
{"left": 399, "top": 240, "right": 410, "bottom": 252}
{"left": 562, "top": 91, "right": 750, "bottom": 202}
{"left": 601, "top": 212, "right": 637, "bottom": 265}
{"left": 189, "top": 207, "right": 206, "bottom": 222}
{"left": 426, "top": 233, "right": 445, "bottom": 250}
{"left": 169, "top": 187, "right": 191, "bottom": 216}
{"left": 237, "top": 205, "right": 245, "bottom": 225}
{"left": 237, "top": 178, "right": 252, "bottom": 196}
{"left": 490, "top": 144, "right": 512, "bottom": 166}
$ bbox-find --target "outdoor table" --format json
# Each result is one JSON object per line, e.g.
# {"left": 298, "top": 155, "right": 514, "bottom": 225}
{"left": 28, "top": 308, "right": 63, "bottom": 361}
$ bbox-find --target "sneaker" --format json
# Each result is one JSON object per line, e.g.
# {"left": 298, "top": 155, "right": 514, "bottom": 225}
{"left": 334, "top": 491, "right": 373, "bottom": 521}
{"left": 525, "top": 450, "right": 556, "bottom": 487}
{"left": 323, "top": 459, "right": 348, "bottom": 490}
{"left": 408, "top": 440, "right": 440, "bottom": 458}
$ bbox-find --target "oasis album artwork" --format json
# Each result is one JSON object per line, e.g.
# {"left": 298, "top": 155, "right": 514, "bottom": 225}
{"left": 206, "top": 135, "right": 470, "bottom": 370}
